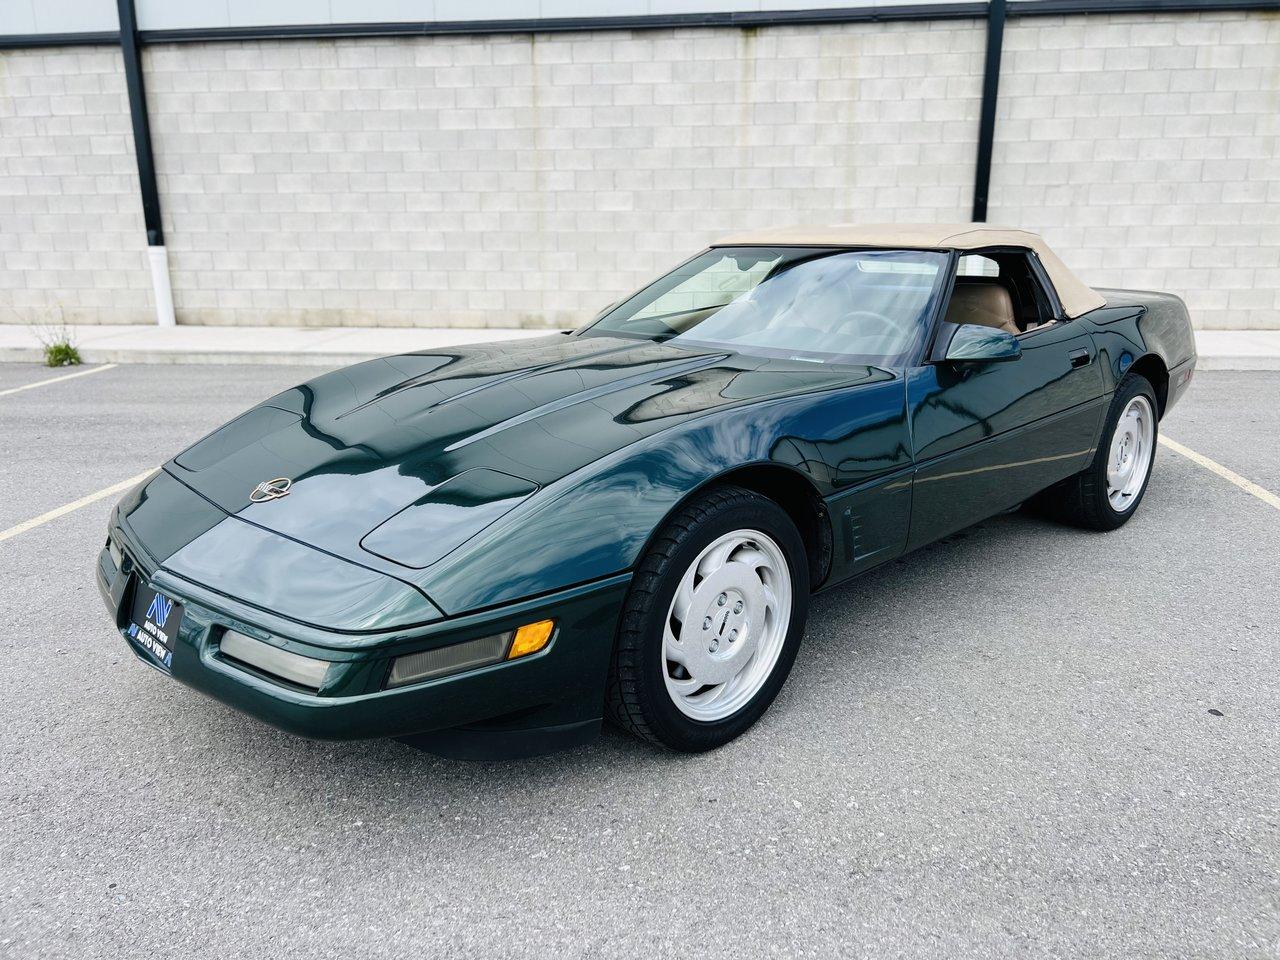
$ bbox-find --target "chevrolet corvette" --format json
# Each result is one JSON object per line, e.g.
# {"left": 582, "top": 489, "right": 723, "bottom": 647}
{"left": 97, "top": 224, "right": 1196, "bottom": 756}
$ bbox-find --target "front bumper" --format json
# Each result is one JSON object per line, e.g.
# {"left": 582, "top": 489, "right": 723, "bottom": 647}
{"left": 97, "top": 525, "right": 629, "bottom": 742}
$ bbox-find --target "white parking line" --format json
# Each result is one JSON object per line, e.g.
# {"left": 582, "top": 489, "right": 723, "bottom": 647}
{"left": 0, "top": 363, "right": 117, "bottom": 397}
{"left": 1160, "top": 436, "right": 1280, "bottom": 512}
{"left": 0, "top": 469, "right": 156, "bottom": 545}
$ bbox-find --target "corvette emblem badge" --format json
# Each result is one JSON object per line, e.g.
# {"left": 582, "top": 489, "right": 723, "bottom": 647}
{"left": 250, "top": 477, "right": 292, "bottom": 503}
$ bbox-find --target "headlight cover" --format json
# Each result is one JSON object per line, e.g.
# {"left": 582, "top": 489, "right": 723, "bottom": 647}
{"left": 220, "top": 630, "right": 331, "bottom": 690}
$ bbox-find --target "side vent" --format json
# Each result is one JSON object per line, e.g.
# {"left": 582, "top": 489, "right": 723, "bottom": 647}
{"left": 842, "top": 508, "right": 865, "bottom": 561}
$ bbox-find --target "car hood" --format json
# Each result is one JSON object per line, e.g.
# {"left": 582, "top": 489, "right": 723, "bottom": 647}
{"left": 166, "top": 334, "right": 882, "bottom": 580}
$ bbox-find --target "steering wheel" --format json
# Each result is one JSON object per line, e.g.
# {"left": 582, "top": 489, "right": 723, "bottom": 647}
{"left": 830, "top": 310, "right": 904, "bottom": 352}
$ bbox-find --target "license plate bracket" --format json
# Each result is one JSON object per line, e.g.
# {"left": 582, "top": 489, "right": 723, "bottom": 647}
{"left": 126, "top": 582, "right": 184, "bottom": 670}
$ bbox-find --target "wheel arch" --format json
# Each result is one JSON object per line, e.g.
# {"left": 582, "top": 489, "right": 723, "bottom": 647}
{"left": 1128, "top": 353, "right": 1169, "bottom": 418}
{"left": 644, "top": 462, "right": 834, "bottom": 590}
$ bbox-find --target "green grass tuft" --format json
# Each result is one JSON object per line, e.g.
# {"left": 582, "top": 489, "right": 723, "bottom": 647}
{"left": 43, "top": 341, "right": 82, "bottom": 367}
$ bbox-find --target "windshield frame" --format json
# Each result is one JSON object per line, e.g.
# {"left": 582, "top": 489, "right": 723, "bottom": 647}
{"left": 577, "top": 245, "right": 958, "bottom": 367}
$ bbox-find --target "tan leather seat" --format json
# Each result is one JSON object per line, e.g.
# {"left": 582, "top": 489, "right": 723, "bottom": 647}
{"left": 945, "top": 282, "right": 1020, "bottom": 335}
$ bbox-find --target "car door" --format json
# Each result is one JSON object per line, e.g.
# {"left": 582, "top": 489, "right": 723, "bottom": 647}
{"left": 904, "top": 268, "right": 1108, "bottom": 550}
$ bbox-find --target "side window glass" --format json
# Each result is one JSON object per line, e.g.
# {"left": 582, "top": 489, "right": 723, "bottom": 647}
{"left": 957, "top": 254, "right": 999, "bottom": 278}
{"left": 1008, "top": 255, "right": 1057, "bottom": 330}
{"left": 952, "top": 252, "right": 1057, "bottom": 333}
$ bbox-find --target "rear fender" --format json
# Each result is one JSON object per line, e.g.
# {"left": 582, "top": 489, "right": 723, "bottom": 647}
{"left": 1083, "top": 289, "right": 1197, "bottom": 416}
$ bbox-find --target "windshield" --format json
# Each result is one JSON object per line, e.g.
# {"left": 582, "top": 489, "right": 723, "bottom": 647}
{"left": 582, "top": 246, "right": 949, "bottom": 365}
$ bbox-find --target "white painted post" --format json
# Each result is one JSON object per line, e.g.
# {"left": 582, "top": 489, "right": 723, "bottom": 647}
{"left": 147, "top": 244, "right": 176, "bottom": 328}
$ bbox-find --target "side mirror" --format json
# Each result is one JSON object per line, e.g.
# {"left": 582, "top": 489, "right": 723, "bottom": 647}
{"left": 945, "top": 323, "right": 1021, "bottom": 363}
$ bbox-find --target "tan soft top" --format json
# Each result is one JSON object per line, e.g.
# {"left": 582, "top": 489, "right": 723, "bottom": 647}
{"left": 713, "top": 223, "right": 1105, "bottom": 319}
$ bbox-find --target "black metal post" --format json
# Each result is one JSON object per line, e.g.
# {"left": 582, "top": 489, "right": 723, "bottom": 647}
{"left": 116, "top": 0, "right": 163, "bottom": 246}
{"left": 971, "top": 0, "right": 1007, "bottom": 222}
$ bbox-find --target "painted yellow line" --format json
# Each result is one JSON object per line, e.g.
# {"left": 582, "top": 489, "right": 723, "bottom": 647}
{"left": 0, "top": 469, "right": 156, "bottom": 545}
{"left": 1160, "top": 436, "right": 1280, "bottom": 512}
{"left": 0, "top": 363, "right": 117, "bottom": 397}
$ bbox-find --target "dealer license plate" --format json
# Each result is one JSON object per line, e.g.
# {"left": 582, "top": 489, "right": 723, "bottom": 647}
{"left": 126, "top": 582, "right": 183, "bottom": 670}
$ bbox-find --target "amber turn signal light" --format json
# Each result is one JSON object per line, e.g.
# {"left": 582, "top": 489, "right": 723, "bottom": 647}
{"left": 507, "top": 619, "right": 555, "bottom": 660}
{"left": 385, "top": 619, "right": 557, "bottom": 689}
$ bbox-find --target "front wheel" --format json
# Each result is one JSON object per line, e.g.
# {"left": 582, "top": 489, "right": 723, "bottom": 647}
{"left": 605, "top": 485, "right": 810, "bottom": 752}
{"left": 1038, "top": 372, "right": 1159, "bottom": 530}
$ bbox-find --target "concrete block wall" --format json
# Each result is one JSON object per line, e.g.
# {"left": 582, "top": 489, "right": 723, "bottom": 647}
{"left": 0, "top": 9, "right": 1276, "bottom": 329}
{"left": 991, "top": 11, "right": 1280, "bottom": 330}
{"left": 0, "top": 47, "right": 154, "bottom": 325}
{"left": 141, "top": 22, "right": 984, "bottom": 328}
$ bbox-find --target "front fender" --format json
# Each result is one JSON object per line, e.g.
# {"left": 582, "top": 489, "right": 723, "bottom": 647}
{"left": 415, "top": 390, "right": 865, "bottom": 615}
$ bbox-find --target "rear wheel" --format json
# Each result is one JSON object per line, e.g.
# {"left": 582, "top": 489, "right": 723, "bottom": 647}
{"left": 605, "top": 485, "right": 809, "bottom": 751}
{"left": 1037, "top": 372, "right": 1159, "bottom": 530}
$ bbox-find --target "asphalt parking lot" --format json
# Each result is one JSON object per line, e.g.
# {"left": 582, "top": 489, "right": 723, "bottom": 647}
{"left": 1, "top": 361, "right": 1277, "bottom": 960}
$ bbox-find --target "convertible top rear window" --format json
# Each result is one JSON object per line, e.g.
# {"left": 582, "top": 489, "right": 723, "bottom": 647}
{"left": 583, "top": 246, "right": 949, "bottom": 365}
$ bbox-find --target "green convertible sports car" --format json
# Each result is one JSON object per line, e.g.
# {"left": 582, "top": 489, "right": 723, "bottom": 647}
{"left": 97, "top": 224, "right": 1196, "bottom": 757}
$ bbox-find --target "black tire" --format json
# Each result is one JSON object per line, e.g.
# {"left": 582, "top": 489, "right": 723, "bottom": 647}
{"left": 605, "top": 484, "right": 810, "bottom": 752}
{"left": 1035, "top": 372, "right": 1159, "bottom": 530}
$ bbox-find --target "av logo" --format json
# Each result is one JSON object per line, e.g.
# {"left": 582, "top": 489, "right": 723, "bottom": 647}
{"left": 146, "top": 592, "right": 174, "bottom": 626}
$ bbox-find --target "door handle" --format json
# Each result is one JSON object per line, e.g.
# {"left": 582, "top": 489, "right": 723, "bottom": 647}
{"left": 1068, "top": 348, "right": 1091, "bottom": 368}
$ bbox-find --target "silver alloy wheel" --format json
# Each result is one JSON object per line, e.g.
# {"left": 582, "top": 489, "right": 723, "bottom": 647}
{"left": 662, "top": 529, "right": 792, "bottom": 721}
{"left": 1106, "top": 394, "right": 1155, "bottom": 512}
